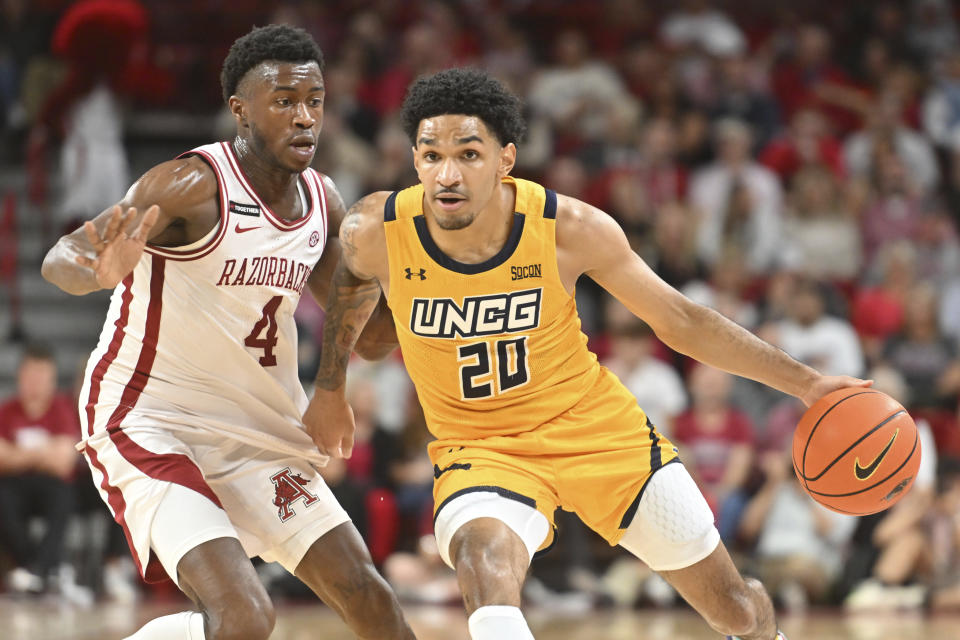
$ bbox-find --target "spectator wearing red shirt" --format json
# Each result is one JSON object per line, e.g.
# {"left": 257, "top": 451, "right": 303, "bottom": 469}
{"left": 852, "top": 240, "right": 917, "bottom": 364}
{"left": 674, "top": 363, "right": 756, "bottom": 543}
{"left": 760, "top": 107, "right": 846, "bottom": 184}
{"left": 0, "top": 344, "right": 80, "bottom": 593}
{"left": 770, "top": 24, "right": 867, "bottom": 136}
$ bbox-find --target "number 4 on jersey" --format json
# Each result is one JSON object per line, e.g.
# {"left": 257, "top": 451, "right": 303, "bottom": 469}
{"left": 245, "top": 295, "right": 282, "bottom": 366}
{"left": 457, "top": 336, "right": 529, "bottom": 400}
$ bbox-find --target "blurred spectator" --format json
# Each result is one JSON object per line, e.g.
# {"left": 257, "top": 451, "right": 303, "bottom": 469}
{"left": 739, "top": 437, "right": 857, "bottom": 611}
{"left": 602, "top": 304, "right": 686, "bottom": 439}
{"left": 31, "top": 0, "right": 172, "bottom": 228}
{"left": 928, "top": 457, "right": 960, "bottom": 611}
{"left": 852, "top": 241, "right": 917, "bottom": 364}
{"left": 939, "top": 273, "right": 960, "bottom": 345}
{"left": 324, "top": 60, "right": 381, "bottom": 145}
{"left": 587, "top": 117, "right": 687, "bottom": 218}
{"left": 659, "top": 0, "right": 745, "bottom": 60}
{"left": 527, "top": 28, "right": 633, "bottom": 150}
{"left": 844, "top": 91, "right": 940, "bottom": 194}
{"left": 771, "top": 24, "right": 866, "bottom": 135}
{"left": 766, "top": 278, "right": 864, "bottom": 377}
{"left": 907, "top": 0, "right": 960, "bottom": 64}
{"left": 673, "top": 363, "right": 755, "bottom": 543}
{"left": 480, "top": 15, "right": 536, "bottom": 97}
{"left": 923, "top": 50, "right": 960, "bottom": 150}
{"left": 943, "top": 135, "right": 960, "bottom": 230}
{"left": 311, "top": 106, "right": 377, "bottom": 207}
{"left": 880, "top": 281, "right": 960, "bottom": 410}
{"left": 913, "top": 206, "right": 960, "bottom": 286}
{"left": 690, "top": 118, "right": 784, "bottom": 274}
{"left": 383, "top": 533, "right": 459, "bottom": 604}
{"left": 707, "top": 53, "right": 780, "bottom": 150}
{"left": 683, "top": 248, "right": 759, "bottom": 330}
{"left": 369, "top": 20, "right": 450, "bottom": 117}
{"left": 0, "top": 344, "right": 79, "bottom": 594}
{"left": 857, "top": 150, "right": 927, "bottom": 264}
{"left": 363, "top": 120, "right": 420, "bottom": 193}
{"left": 843, "top": 365, "right": 939, "bottom": 612}
{"left": 0, "top": 0, "right": 52, "bottom": 134}
{"left": 760, "top": 107, "right": 846, "bottom": 183}
{"left": 781, "top": 166, "right": 862, "bottom": 282}
{"left": 646, "top": 201, "right": 709, "bottom": 289}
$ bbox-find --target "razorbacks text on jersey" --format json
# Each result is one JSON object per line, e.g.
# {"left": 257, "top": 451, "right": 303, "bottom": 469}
{"left": 78, "top": 141, "right": 329, "bottom": 461}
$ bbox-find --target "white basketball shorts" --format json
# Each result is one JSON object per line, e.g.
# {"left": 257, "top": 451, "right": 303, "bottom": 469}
{"left": 81, "top": 415, "right": 349, "bottom": 586}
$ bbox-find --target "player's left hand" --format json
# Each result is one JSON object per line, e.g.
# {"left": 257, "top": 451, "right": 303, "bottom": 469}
{"left": 800, "top": 375, "right": 873, "bottom": 408}
{"left": 303, "top": 388, "right": 355, "bottom": 458}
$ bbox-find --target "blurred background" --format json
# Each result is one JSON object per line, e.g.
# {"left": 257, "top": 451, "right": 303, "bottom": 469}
{"left": 2, "top": 0, "right": 960, "bottom": 628}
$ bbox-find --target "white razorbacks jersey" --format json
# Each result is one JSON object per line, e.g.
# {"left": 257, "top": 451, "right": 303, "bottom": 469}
{"left": 78, "top": 141, "right": 329, "bottom": 462}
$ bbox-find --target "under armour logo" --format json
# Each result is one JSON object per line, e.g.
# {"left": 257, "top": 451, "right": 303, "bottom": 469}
{"left": 405, "top": 267, "right": 427, "bottom": 280}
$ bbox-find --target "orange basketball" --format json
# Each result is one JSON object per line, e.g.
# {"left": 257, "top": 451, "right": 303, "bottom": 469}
{"left": 792, "top": 387, "right": 921, "bottom": 515}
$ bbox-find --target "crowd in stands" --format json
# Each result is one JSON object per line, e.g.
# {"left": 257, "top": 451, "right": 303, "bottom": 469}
{"left": 4, "top": 0, "right": 960, "bottom": 615}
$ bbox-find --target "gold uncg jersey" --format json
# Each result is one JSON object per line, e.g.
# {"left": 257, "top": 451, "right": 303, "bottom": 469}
{"left": 383, "top": 177, "right": 601, "bottom": 442}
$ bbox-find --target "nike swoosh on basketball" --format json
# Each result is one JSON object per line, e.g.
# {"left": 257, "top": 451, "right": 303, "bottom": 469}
{"left": 854, "top": 429, "right": 899, "bottom": 480}
{"left": 235, "top": 223, "right": 260, "bottom": 233}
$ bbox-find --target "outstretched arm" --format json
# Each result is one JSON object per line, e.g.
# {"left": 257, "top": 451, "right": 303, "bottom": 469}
{"left": 303, "top": 193, "right": 390, "bottom": 458}
{"left": 556, "top": 195, "right": 870, "bottom": 407}
{"left": 306, "top": 177, "right": 396, "bottom": 360}
{"left": 42, "top": 157, "right": 216, "bottom": 295}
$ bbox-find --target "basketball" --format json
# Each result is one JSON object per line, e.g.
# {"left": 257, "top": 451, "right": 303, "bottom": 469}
{"left": 792, "top": 387, "right": 921, "bottom": 515}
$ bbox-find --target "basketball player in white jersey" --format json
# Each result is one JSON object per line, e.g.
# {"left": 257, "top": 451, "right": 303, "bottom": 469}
{"left": 41, "top": 25, "right": 414, "bottom": 640}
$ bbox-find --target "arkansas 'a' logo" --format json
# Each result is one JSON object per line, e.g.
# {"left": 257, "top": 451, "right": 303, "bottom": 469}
{"left": 271, "top": 467, "right": 319, "bottom": 522}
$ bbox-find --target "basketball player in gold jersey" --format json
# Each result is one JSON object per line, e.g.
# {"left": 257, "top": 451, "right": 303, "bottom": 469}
{"left": 304, "top": 69, "right": 868, "bottom": 640}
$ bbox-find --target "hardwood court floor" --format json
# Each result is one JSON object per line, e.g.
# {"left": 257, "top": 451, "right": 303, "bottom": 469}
{"left": 2, "top": 598, "right": 958, "bottom": 639}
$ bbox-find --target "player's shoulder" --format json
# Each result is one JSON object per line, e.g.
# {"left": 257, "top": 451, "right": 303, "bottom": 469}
{"left": 553, "top": 192, "right": 616, "bottom": 246}
{"left": 350, "top": 191, "right": 394, "bottom": 223}
{"left": 126, "top": 156, "right": 218, "bottom": 210}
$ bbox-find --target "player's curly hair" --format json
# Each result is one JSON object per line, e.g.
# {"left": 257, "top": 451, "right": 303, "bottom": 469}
{"left": 220, "top": 24, "right": 324, "bottom": 103}
{"left": 400, "top": 68, "right": 526, "bottom": 146}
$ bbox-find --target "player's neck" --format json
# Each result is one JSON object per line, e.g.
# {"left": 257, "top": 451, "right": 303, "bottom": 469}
{"left": 424, "top": 181, "right": 516, "bottom": 264}
{"left": 232, "top": 137, "right": 299, "bottom": 207}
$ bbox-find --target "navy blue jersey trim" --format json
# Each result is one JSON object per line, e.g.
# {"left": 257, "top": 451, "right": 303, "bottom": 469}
{"left": 414, "top": 212, "right": 525, "bottom": 275}
{"left": 532, "top": 524, "right": 558, "bottom": 560}
{"left": 543, "top": 188, "right": 558, "bottom": 220}
{"left": 384, "top": 191, "right": 398, "bottom": 222}
{"left": 618, "top": 458, "right": 683, "bottom": 530}
{"left": 433, "top": 484, "right": 537, "bottom": 526}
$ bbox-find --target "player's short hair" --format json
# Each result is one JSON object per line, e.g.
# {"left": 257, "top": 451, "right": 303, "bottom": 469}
{"left": 400, "top": 68, "right": 526, "bottom": 146}
{"left": 220, "top": 24, "right": 324, "bottom": 103}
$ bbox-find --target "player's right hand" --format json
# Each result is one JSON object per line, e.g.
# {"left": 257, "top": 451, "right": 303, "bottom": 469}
{"left": 76, "top": 204, "right": 160, "bottom": 289}
{"left": 304, "top": 388, "right": 356, "bottom": 459}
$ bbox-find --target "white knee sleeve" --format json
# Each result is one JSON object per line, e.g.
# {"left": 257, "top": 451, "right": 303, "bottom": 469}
{"left": 618, "top": 462, "right": 720, "bottom": 571}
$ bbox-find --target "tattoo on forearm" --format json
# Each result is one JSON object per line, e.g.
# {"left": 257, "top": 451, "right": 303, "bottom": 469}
{"left": 315, "top": 259, "right": 380, "bottom": 390}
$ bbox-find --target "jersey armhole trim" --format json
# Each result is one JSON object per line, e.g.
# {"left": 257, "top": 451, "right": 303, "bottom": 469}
{"left": 543, "top": 188, "right": 558, "bottom": 219}
{"left": 384, "top": 191, "right": 398, "bottom": 222}
{"left": 144, "top": 150, "right": 228, "bottom": 261}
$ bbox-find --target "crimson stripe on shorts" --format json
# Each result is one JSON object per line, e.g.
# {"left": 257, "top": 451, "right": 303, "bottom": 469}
{"left": 84, "top": 443, "right": 144, "bottom": 577}
{"left": 85, "top": 274, "right": 134, "bottom": 437}
{"left": 103, "top": 255, "right": 223, "bottom": 508}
